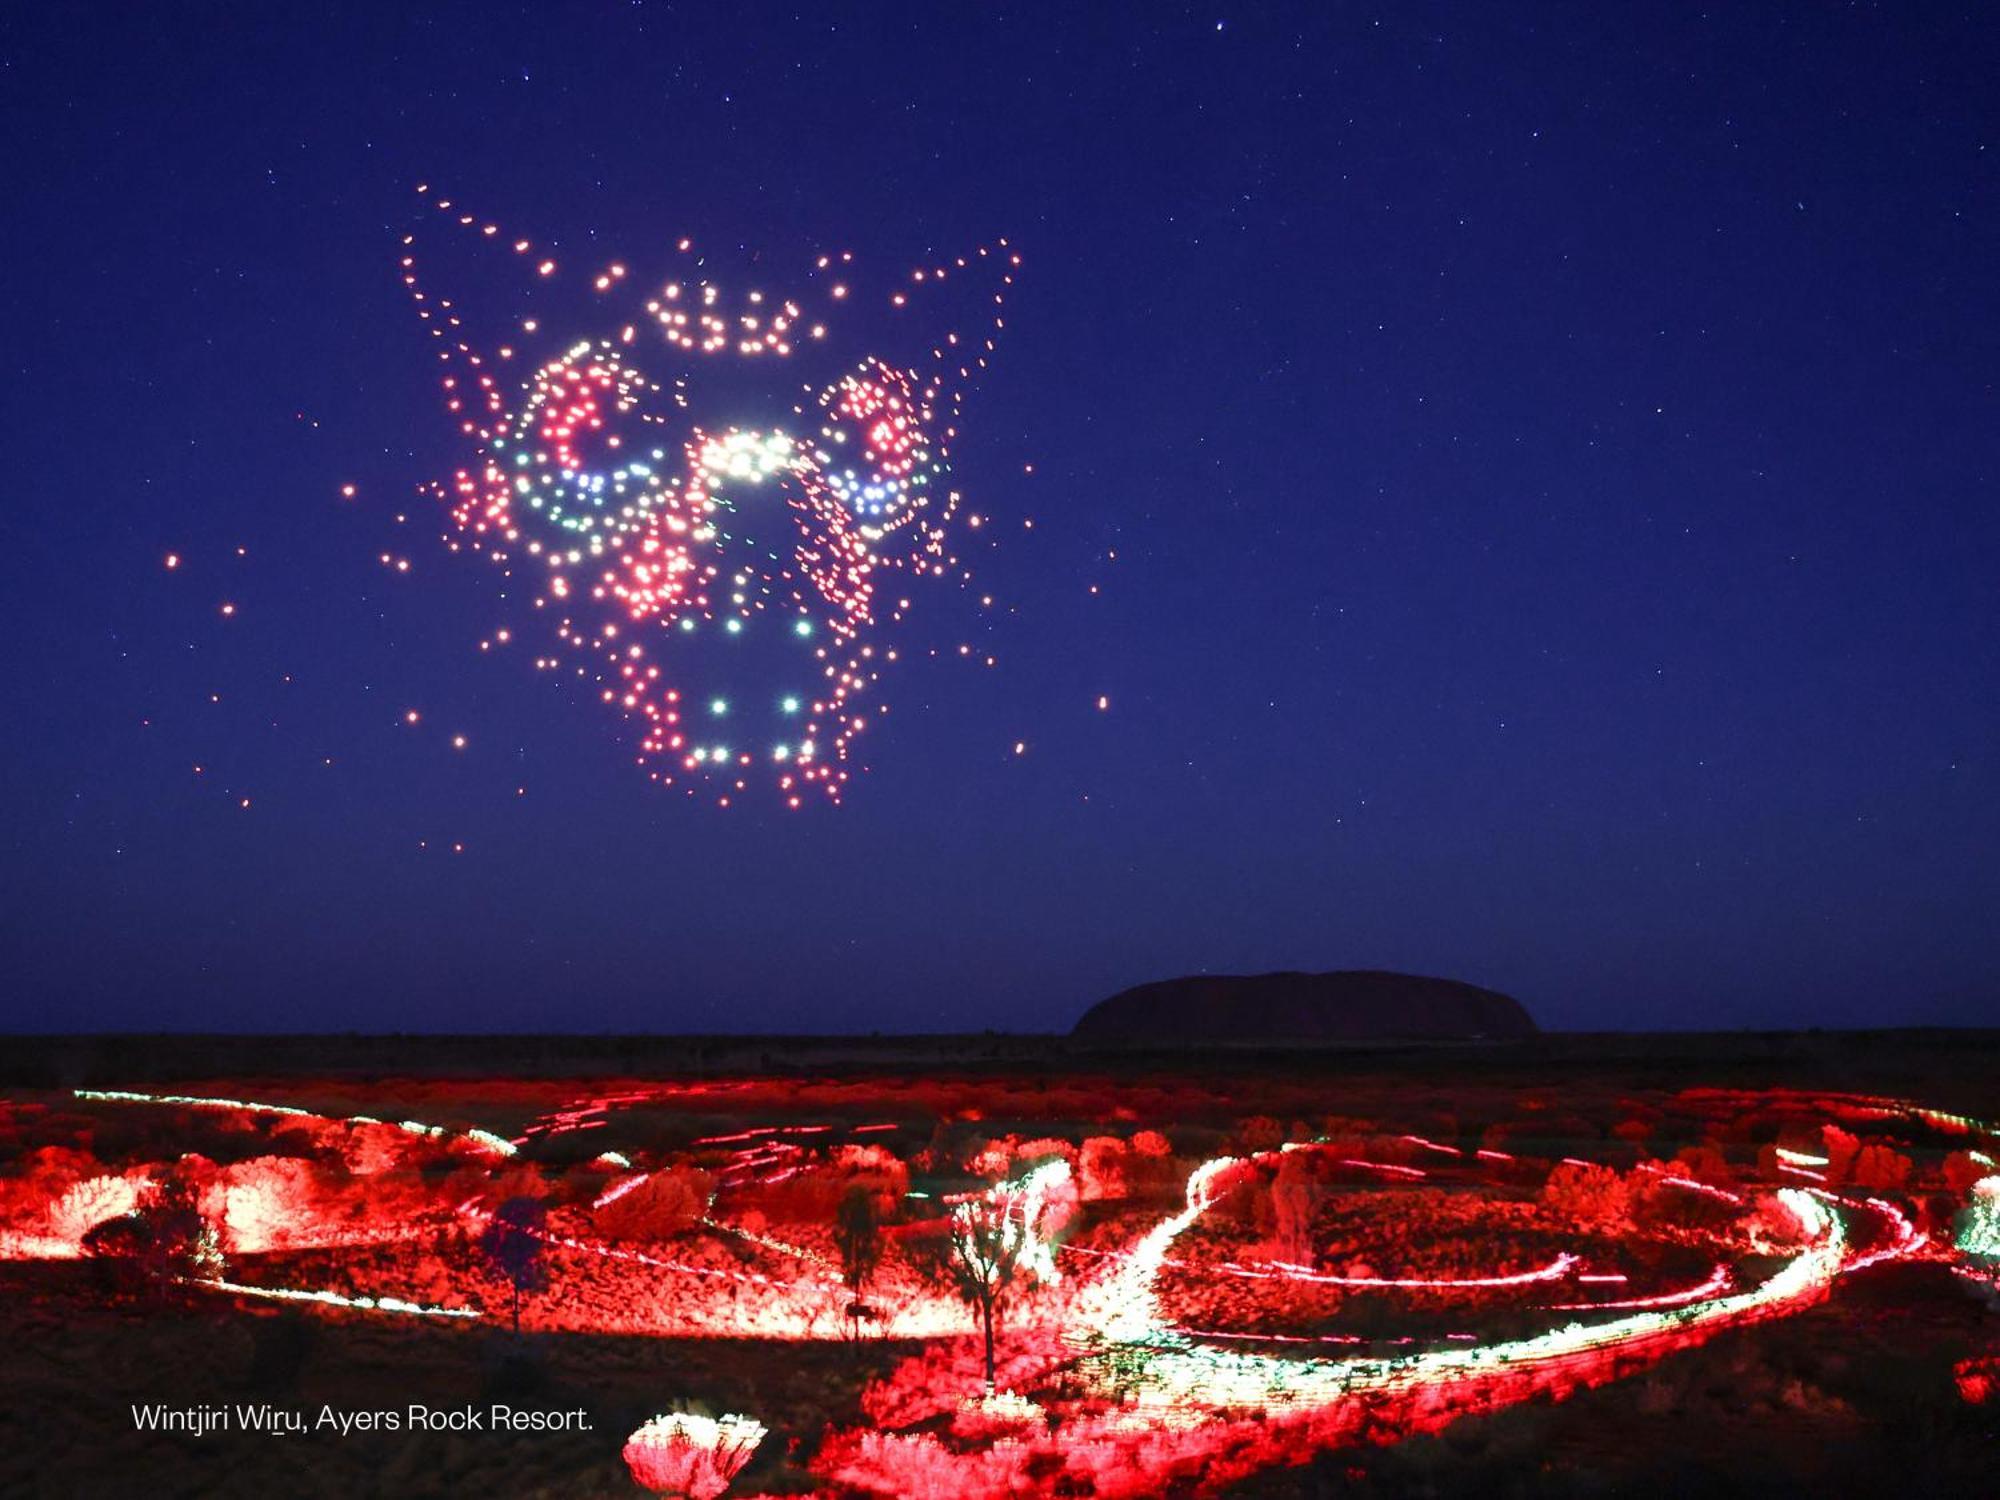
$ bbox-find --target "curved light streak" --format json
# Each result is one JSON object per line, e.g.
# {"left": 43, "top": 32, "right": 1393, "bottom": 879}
{"left": 1070, "top": 1153, "right": 1847, "bottom": 1414}
{"left": 196, "top": 1276, "right": 481, "bottom": 1320}
{"left": 74, "top": 1087, "right": 517, "bottom": 1158}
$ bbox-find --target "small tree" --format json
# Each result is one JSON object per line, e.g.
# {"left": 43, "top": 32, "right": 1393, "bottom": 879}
{"left": 163, "top": 1172, "right": 223, "bottom": 1280}
{"left": 82, "top": 1168, "right": 218, "bottom": 1294}
{"left": 939, "top": 1160, "right": 1069, "bottom": 1393}
{"left": 478, "top": 1195, "right": 548, "bottom": 1334}
{"left": 833, "top": 1185, "right": 883, "bottom": 1340}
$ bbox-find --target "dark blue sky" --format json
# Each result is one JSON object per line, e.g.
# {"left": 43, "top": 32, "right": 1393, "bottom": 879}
{"left": 2, "top": 3, "right": 1994, "bottom": 1033}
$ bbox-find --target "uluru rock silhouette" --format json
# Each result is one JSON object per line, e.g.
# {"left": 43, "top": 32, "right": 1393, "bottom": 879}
{"left": 1071, "top": 970, "right": 1536, "bottom": 1044}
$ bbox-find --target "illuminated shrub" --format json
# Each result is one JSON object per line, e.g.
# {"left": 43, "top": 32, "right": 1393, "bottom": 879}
{"left": 50, "top": 1173, "right": 147, "bottom": 1248}
{"left": 832, "top": 1430, "right": 1036, "bottom": 1499}
{"left": 485, "top": 1163, "right": 552, "bottom": 1205}
{"left": 966, "top": 1135, "right": 1075, "bottom": 1180}
{"left": 961, "top": 1139, "right": 1010, "bottom": 1178}
{"left": 1956, "top": 1176, "right": 2000, "bottom": 1264}
{"left": 1943, "top": 1150, "right": 1993, "bottom": 1196}
{"left": 1013, "top": 1136, "right": 1075, "bottom": 1166}
{"left": 327, "top": 1119, "right": 423, "bottom": 1176}
{"left": 1540, "top": 1160, "right": 1629, "bottom": 1227}
{"left": 1819, "top": 1125, "right": 1862, "bottom": 1182}
{"left": 594, "top": 1166, "right": 714, "bottom": 1241}
{"left": 829, "top": 1144, "right": 910, "bottom": 1214}
{"left": 10, "top": 1145, "right": 102, "bottom": 1215}
{"left": 950, "top": 1389, "right": 1047, "bottom": 1442}
{"left": 1078, "top": 1136, "right": 1129, "bottom": 1202}
{"left": 1845, "top": 1144, "right": 1911, "bottom": 1191}
{"left": 80, "top": 1214, "right": 150, "bottom": 1262}
{"left": 202, "top": 1156, "right": 324, "bottom": 1254}
{"left": 80, "top": 1172, "right": 217, "bottom": 1286}
{"left": 1628, "top": 1164, "right": 1736, "bottom": 1235}
{"left": 1673, "top": 1142, "right": 1733, "bottom": 1185}
{"left": 1122, "top": 1130, "right": 1179, "bottom": 1198}
{"left": 858, "top": 1320, "right": 1073, "bottom": 1425}
{"left": 622, "top": 1411, "right": 767, "bottom": 1499}
{"left": 738, "top": 1143, "right": 909, "bottom": 1223}
{"left": 1956, "top": 1356, "right": 1997, "bottom": 1406}
{"left": 1234, "top": 1116, "right": 1286, "bottom": 1153}
{"left": 1743, "top": 1191, "right": 1810, "bottom": 1253}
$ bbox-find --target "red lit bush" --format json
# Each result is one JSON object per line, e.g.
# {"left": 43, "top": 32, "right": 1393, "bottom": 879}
{"left": 622, "top": 1412, "right": 767, "bottom": 1499}
{"left": 594, "top": 1166, "right": 715, "bottom": 1241}
{"left": 1845, "top": 1143, "right": 1911, "bottom": 1191}
{"left": 1540, "top": 1160, "right": 1629, "bottom": 1227}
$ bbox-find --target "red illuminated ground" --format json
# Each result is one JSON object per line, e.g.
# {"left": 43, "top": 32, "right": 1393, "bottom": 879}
{"left": 2, "top": 1038, "right": 1996, "bottom": 1496}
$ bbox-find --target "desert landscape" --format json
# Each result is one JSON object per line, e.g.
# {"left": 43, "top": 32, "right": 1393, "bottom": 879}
{"left": 3, "top": 1030, "right": 1996, "bottom": 1497}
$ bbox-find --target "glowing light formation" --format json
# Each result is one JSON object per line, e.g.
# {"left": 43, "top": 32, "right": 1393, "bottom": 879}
{"left": 198, "top": 1277, "right": 481, "bottom": 1320}
{"left": 18, "top": 1080, "right": 1999, "bottom": 1494}
{"left": 1070, "top": 1144, "right": 1848, "bottom": 1416}
{"left": 401, "top": 190, "right": 1020, "bottom": 805}
{"left": 74, "top": 1087, "right": 516, "bottom": 1158}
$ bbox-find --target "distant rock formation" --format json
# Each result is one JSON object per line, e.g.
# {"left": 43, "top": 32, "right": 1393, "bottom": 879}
{"left": 1071, "top": 970, "right": 1537, "bottom": 1045}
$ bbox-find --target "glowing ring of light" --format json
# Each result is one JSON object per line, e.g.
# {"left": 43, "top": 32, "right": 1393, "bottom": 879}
{"left": 1069, "top": 1150, "right": 1848, "bottom": 1414}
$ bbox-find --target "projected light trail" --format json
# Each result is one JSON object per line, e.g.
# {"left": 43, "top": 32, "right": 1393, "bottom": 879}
{"left": 5, "top": 1078, "right": 1993, "bottom": 1497}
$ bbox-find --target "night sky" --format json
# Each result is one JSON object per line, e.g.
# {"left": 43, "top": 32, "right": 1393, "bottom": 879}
{"left": 2, "top": 4, "right": 1994, "bottom": 1034}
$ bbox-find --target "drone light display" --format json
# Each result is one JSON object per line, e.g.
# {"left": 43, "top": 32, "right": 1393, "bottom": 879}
{"left": 400, "top": 189, "right": 1019, "bottom": 805}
